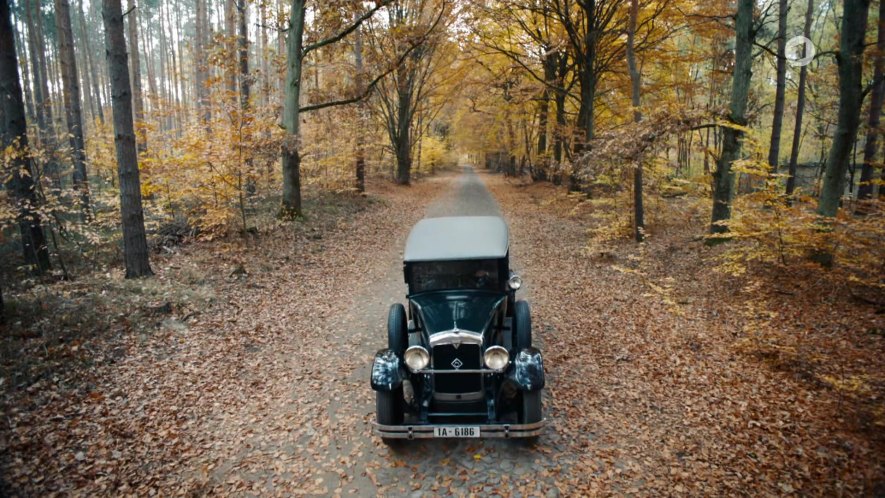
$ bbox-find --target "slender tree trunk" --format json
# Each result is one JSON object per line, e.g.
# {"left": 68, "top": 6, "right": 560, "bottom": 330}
{"left": 786, "top": 0, "right": 814, "bottom": 197}
{"left": 14, "top": 15, "right": 35, "bottom": 122}
{"left": 535, "top": 50, "right": 553, "bottom": 181}
{"left": 575, "top": 1, "right": 597, "bottom": 153}
{"left": 857, "top": 0, "right": 884, "bottom": 202}
{"left": 78, "top": 0, "right": 104, "bottom": 125}
{"left": 102, "top": 0, "right": 153, "bottom": 278}
{"left": 25, "top": 0, "right": 62, "bottom": 191}
{"left": 174, "top": 0, "right": 187, "bottom": 126}
{"left": 195, "top": 0, "right": 210, "bottom": 124}
{"left": 710, "top": 0, "right": 754, "bottom": 234}
{"left": 225, "top": 0, "right": 237, "bottom": 97}
{"left": 162, "top": 1, "right": 180, "bottom": 130}
{"left": 259, "top": 0, "right": 269, "bottom": 105}
{"left": 818, "top": 0, "right": 871, "bottom": 217}
{"left": 55, "top": 0, "right": 92, "bottom": 219}
{"left": 354, "top": 21, "right": 366, "bottom": 193}
{"left": 552, "top": 50, "right": 566, "bottom": 185}
{"left": 767, "top": 0, "right": 788, "bottom": 171}
{"left": 1, "top": 0, "right": 51, "bottom": 273}
{"left": 237, "top": 0, "right": 249, "bottom": 109}
{"left": 70, "top": 6, "right": 95, "bottom": 126}
{"left": 141, "top": 10, "right": 157, "bottom": 114}
{"left": 127, "top": 0, "right": 146, "bottom": 151}
{"left": 626, "top": 0, "right": 644, "bottom": 242}
{"left": 281, "top": 0, "right": 305, "bottom": 217}
{"left": 394, "top": 61, "right": 413, "bottom": 185}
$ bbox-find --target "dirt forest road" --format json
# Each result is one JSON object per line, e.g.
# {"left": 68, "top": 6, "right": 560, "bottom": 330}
{"left": 2, "top": 167, "right": 881, "bottom": 496}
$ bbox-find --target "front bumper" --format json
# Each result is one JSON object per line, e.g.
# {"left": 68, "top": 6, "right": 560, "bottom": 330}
{"left": 374, "top": 419, "right": 545, "bottom": 439}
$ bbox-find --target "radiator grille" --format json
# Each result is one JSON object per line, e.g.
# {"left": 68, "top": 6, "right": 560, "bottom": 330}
{"left": 432, "top": 344, "right": 482, "bottom": 393}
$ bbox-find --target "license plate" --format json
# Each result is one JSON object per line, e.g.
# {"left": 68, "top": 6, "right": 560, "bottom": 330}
{"left": 434, "top": 426, "right": 480, "bottom": 438}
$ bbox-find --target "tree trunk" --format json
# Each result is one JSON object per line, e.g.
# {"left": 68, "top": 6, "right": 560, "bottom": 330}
{"left": 127, "top": 0, "right": 146, "bottom": 150}
{"left": 195, "top": 0, "right": 210, "bottom": 124}
{"left": 710, "top": 0, "right": 754, "bottom": 234}
{"left": 225, "top": 0, "right": 237, "bottom": 97}
{"left": 1, "top": 0, "right": 51, "bottom": 274}
{"left": 162, "top": 0, "right": 181, "bottom": 130}
{"left": 575, "top": 1, "right": 597, "bottom": 153}
{"left": 259, "top": 0, "right": 269, "bottom": 105}
{"left": 767, "top": 0, "right": 788, "bottom": 171}
{"left": 535, "top": 50, "right": 554, "bottom": 181}
{"left": 102, "top": 0, "right": 153, "bottom": 278}
{"left": 77, "top": 0, "right": 104, "bottom": 125}
{"left": 626, "top": 0, "right": 644, "bottom": 242}
{"left": 857, "top": 0, "right": 884, "bottom": 202}
{"left": 354, "top": 20, "right": 366, "bottom": 193}
{"left": 24, "top": 0, "right": 54, "bottom": 141}
{"left": 237, "top": 0, "right": 249, "bottom": 109}
{"left": 55, "top": 0, "right": 92, "bottom": 219}
{"left": 281, "top": 0, "right": 305, "bottom": 217}
{"left": 14, "top": 14, "right": 35, "bottom": 122}
{"left": 817, "top": 0, "right": 871, "bottom": 217}
{"left": 140, "top": 10, "right": 157, "bottom": 113}
{"left": 394, "top": 69, "right": 413, "bottom": 185}
{"left": 787, "top": 0, "right": 814, "bottom": 198}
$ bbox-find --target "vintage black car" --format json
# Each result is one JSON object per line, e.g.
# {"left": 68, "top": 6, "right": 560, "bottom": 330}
{"left": 371, "top": 216, "right": 545, "bottom": 441}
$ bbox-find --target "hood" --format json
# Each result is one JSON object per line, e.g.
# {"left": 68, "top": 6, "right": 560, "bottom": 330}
{"left": 410, "top": 290, "right": 506, "bottom": 335}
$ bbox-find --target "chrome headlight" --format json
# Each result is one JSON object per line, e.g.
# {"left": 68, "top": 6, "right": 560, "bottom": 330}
{"left": 403, "top": 345, "right": 430, "bottom": 372}
{"left": 507, "top": 274, "right": 523, "bottom": 290}
{"left": 483, "top": 346, "right": 509, "bottom": 371}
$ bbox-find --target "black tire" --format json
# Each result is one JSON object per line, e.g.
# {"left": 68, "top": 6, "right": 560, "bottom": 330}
{"left": 520, "top": 390, "right": 543, "bottom": 424}
{"left": 376, "top": 388, "right": 404, "bottom": 425}
{"left": 387, "top": 303, "right": 408, "bottom": 354}
{"left": 376, "top": 388, "right": 404, "bottom": 446}
{"left": 513, "top": 300, "right": 532, "bottom": 350}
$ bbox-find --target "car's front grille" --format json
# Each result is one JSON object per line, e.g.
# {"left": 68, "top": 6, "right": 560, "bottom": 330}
{"left": 432, "top": 344, "right": 482, "bottom": 393}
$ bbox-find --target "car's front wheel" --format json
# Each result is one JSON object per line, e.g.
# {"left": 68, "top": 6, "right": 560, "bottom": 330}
{"left": 514, "top": 300, "right": 532, "bottom": 350}
{"left": 376, "top": 388, "right": 404, "bottom": 446}
{"left": 387, "top": 303, "right": 408, "bottom": 354}
{"left": 520, "top": 390, "right": 543, "bottom": 424}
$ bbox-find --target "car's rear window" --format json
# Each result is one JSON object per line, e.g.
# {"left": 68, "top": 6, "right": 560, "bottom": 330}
{"left": 410, "top": 260, "right": 500, "bottom": 293}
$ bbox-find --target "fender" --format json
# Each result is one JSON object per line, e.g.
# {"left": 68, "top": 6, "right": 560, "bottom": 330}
{"left": 509, "top": 347, "right": 545, "bottom": 392}
{"left": 370, "top": 349, "right": 406, "bottom": 392}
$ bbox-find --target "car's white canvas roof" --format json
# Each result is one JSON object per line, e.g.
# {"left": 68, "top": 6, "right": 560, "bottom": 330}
{"left": 404, "top": 216, "right": 509, "bottom": 262}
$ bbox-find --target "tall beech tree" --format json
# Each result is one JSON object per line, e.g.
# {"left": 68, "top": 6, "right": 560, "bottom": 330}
{"left": 817, "top": 0, "right": 871, "bottom": 217}
{"left": 55, "top": 0, "right": 92, "bottom": 219}
{"left": 0, "top": 0, "right": 51, "bottom": 274}
{"left": 710, "top": 0, "right": 754, "bottom": 233}
{"left": 102, "top": 0, "right": 153, "bottom": 278}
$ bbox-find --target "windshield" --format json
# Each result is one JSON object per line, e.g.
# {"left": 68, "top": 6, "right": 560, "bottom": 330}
{"left": 409, "top": 259, "right": 501, "bottom": 293}
{"left": 411, "top": 291, "right": 506, "bottom": 334}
